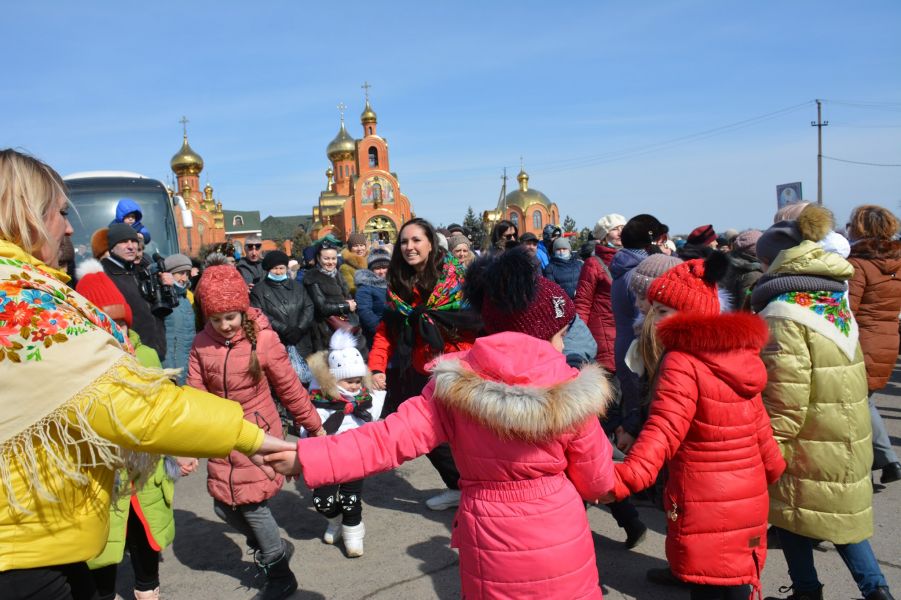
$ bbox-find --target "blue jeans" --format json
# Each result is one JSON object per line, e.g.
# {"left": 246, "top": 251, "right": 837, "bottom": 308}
{"left": 774, "top": 527, "right": 888, "bottom": 596}
{"left": 869, "top": 393, "right": 899, "bottom": 469}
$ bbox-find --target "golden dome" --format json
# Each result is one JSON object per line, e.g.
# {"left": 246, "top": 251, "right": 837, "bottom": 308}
{"left": 361, "top": 100, "right": 377, "bottom": 124}
{"left": 326, "top": 121, "right": 356, "bottom": 160}
{"left": 503, "top": 169, "right": 552, "bottom": 210}
{"left": 170, "top": 135, "right": 204, "bottom": 176}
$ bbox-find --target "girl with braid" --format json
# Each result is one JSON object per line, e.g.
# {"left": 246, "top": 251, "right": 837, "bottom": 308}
{"left": 189, "top": 254, "right": 324, "bottom": 600}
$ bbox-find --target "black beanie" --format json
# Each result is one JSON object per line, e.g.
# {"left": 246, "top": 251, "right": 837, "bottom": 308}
{"left": 107, "top": 223, "right": 139, "bottom": 249}
{"left": 621, "top": 214, "right": 668, "bottom": 249}
{"left": 262, "top": 250, "right": 290, "bottom": 271}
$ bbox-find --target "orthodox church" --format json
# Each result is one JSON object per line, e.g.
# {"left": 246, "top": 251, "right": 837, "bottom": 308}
{"left": 484, "top": 166, "right": 560, "bottom": 237}
{"left": 310, "top": 89, "right": 413, "bottom": 243}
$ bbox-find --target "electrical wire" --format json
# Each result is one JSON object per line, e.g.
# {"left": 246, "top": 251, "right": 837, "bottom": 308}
{"left": 823, "top": 155, "right": 901, "bottom": 167}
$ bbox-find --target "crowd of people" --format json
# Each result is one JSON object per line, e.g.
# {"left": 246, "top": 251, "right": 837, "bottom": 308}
{"left": 1, "top": 146, "right": 899, "bottom": 600}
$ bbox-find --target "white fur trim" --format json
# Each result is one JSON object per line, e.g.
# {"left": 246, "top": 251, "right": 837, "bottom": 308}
{"left": 75, "top": 258, "right": 105, "bottom": 280}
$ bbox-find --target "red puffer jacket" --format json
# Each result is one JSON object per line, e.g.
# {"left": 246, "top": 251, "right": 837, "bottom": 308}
{"left": 187, "top": 309, "right": 322, "bottom": 506}
{"left": 299, "top": 333, "right": 615, "bottom": 599}
{"left": 613, "top": 312, "right": 785, "bottom": 590}
{"left": 574, "top": 244, "right": 617, "bottom": 371}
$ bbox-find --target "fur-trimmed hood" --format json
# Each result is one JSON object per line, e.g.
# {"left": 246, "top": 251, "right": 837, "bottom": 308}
{"left": 341, "top": 248, "right": 368, "bottom": 270}
{"left": 849, "top": 237, "right": 901, "bottom": 266}
{"left": 306, "top": 349, "right": 372, "bottom": 399}
{"left": 430, "top": 332, "right": 612, "bottom": 442}
{"left": 353, "top": 268, "right": 387, "bottom": 289}
{"left": 657, "top": 311, "right": 770, "bottom": 398}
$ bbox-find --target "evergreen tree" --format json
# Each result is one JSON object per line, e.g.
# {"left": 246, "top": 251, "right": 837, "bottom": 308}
{"left": 462, "top": 206, "right": 485, "bottom": 249}
{"left": 290, "top": 226, "right": 313, "bottom": 259}
{"left": 563, "top": 214, "right": 578, "bottom": 234}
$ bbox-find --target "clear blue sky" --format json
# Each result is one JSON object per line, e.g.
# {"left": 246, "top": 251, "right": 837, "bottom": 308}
{"left": 2, "top": 1, "right": 899, "bottom": 235}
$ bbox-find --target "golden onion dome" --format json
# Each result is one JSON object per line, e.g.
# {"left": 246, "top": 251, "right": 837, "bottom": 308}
{"left": 326, "top": 121, "right": 356, "bottom": 160}
{"left": 170, "top": 135, "right": 204, "bottom": 176}
{"left": 503, "top": 169, "right": 552, "bottom": 210}
{"left": 360, "top": 100, "right": 377, "bottom": 124}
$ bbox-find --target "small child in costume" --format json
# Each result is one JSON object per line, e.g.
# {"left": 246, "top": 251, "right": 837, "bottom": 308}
{"left": 303, "top": 329, "right": 385, "bottom": 557}
{"left": 110, "top": 197, "right": 152, "bottom": 243}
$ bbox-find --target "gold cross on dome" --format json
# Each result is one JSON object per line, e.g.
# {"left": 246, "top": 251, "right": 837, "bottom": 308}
{"left": 179, "top": 116, "right": 189, "bottom": 136}
{"left": 337, "top": 102, "right": 346, "bottom": 122}
{"left": 361, "top": 81, "right": 372, "bottom": 101}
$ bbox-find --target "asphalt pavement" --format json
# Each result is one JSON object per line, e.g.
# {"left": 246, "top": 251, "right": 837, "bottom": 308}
{"left": 118, "top": 363, "right": 901, "bottom": 599}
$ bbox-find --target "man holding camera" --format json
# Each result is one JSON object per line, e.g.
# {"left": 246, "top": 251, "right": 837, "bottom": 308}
{"left": 101, "top": 223, "right": 169, "bottom": 360}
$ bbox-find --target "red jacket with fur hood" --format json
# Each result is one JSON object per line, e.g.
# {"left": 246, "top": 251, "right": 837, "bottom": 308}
{"left": 848, "top": 238, "right": 901, "bottom": 392}
{"left": 613, "top": 312, "right": 785, "bottom": 590}
{"left": 188, "top": 309, "right": 322, "bottom": 506}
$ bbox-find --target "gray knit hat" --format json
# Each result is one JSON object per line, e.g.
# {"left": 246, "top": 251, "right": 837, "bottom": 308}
{"left": 553, "top": 237, "right": 571, "bottom": 251}
{"left": 367, "top": 248, "right": 391, "bottom": 269}
{"left": 163, "top": 253, "right": 192, "bottom": 274}
{"left": 755, "top": 221, "right": 802, "bottom": 265}
{"left": 629, "top": 254, "right": 683, "bottom": 300}
{"left": 732, "top": 229, "right": 763, "bottom": 256}
{"left": 447, "top": 234, "right": 470, "bottom": 251}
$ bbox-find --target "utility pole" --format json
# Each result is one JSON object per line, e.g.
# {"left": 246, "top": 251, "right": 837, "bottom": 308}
{"left": 811, "top": 99, "right": 829, "bottom": 205}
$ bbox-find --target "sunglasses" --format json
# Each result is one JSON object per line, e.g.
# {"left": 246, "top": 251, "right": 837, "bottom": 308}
{"left": 246, "top": 244, "right": 262, "bottom": 250}
{"left": 503, "top": 233, "right": 517, "bottom": 240}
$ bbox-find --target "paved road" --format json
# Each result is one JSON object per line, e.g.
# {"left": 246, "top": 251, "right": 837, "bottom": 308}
{"left": 120, "top": 364, "right": 901, "bottom": 599}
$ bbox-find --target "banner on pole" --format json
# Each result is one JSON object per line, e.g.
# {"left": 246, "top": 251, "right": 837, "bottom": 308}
{"left": 776, "top": 182, "right": 803, "bottom": 209}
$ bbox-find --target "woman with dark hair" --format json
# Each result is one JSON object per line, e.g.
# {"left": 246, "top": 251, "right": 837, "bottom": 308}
{"left": 487, "top": 219, "right": 518, "bottom": 256}
{"left": 369, "top": 218, "right": 481, "bottom": 510}
{"left": 303, "top": 242, "right": 361, "bottom": 354}
{"left": 847, "top": 204, "right": 901, "bottom": 485}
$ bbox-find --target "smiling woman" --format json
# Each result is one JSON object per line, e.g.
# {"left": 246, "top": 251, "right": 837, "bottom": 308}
{"left": 0, "top": 149, "right": 295, "bottom": 599}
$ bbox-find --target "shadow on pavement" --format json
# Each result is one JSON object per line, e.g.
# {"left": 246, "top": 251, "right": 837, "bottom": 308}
{"left": 172, "top": 508, "right": 259, "bottom": 588}
{"left": 406, "top": 535, "right": 461, "bottom": 599}
{"left": 595, "top": 531, "right": 680, "bottom": 599}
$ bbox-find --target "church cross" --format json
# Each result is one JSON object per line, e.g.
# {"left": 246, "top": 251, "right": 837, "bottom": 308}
{"left": 337, "top": 102, "right": 347, "bottom": 122}
{"left": 179, "top": 116, "right": 190, "bottom": 136}
{"left": 361, "top": 81, "right": 372, "bottom": 101}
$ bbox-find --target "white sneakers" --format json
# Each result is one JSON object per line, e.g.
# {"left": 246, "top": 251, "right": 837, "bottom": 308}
{"left": 425, "top": 489, "right": 461, "bottom": 511}
{"left": 322, "top": 515, "right": 343, "bottom": 545}
{"left": 342, "top": 522, "right": 365, "bottom": 558}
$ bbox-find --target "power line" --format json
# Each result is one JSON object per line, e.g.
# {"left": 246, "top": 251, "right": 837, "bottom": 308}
{"left": 823, "top": 155, "right": 901, "bottom": 167}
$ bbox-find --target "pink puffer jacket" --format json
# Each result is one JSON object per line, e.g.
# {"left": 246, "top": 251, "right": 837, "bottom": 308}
{"left": 188, "top": 308, "right": 322, "bottom": 506}
{"left": 298, "top": 332, "right": 615, "bottom": 599}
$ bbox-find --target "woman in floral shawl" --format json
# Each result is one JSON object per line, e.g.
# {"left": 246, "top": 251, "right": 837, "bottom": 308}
{"left": 0, "top": 149, "right": 293, "bottom": 600}
{"left": 368, "top": 218, "right": 481, "bottom": 510}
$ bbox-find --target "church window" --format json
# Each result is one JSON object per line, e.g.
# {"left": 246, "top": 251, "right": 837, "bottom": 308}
{"left": 368, "top": 126, "right": 373, "bottom": 135}
{"left": 510, "top": 212, "right": 519, "bottom": 227}
{"left": 533, "top": 211, "right": 543, "bottom": 230}
{"left": 368, "top": 147, "right": 379, "bottom": 168}
{"left": 233, "top": 215, "right": 244, "bottom": 227}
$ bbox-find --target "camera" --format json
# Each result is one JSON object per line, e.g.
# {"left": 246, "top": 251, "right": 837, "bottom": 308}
{"left": 138, "top": 253, "right": 180, "bottom": 317}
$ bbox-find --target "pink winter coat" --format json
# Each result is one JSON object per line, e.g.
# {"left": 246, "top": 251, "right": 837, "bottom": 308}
{"left": 575, "top": 244, "right": 617, "bottom": 371}
{"left": 188, "top": 308, "right": 322, "bottom": 506}
{"left": 298, "top": 332, "right": 615, "bottom": 600}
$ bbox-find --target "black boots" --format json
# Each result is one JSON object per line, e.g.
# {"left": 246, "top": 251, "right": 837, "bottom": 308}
{"left": 764, "top": 585, "right": 823, "bottom": 600}
{"left": 252, "top": 541, "right": 298, "bottom": 600}
{"left": 866, "top": 587, "right": 896, "bottom": 600}
{"left": 623, "top": 518, "right": 647, "bottom": 549}
{"left": 881, "top": 461, "right": 901, "bottom": 484}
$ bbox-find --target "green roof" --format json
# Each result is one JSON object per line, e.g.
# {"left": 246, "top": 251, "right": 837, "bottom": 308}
{"left": 262, "top": 214, "right": 314, "bottom": 241}
{"left": 223, "top": 210, "right": 262, "bottom": 234}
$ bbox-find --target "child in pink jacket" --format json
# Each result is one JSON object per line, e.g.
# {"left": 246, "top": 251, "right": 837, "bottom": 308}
{"left": 268, "top": 249, "right": 616, "bottom": 599}
{"left": 190, "top": 257, "right": 323, "bottom": 600}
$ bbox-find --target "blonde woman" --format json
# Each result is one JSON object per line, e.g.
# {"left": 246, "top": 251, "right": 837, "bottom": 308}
{"left": 0, "top": 149, "right": 293, "bottom": 599}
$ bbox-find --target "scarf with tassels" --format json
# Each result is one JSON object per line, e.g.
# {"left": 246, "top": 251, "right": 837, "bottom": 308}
{"left": 0, "top": 241, "right": 166, "bottom": 513}
{"left": 383, "top": 254, "right": 481, "bottom": 371}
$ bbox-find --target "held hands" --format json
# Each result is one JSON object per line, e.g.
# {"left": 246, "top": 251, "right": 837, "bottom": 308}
{"left": 264, "top": 451, "right": 303, "bottom": 477}
{"left": 176, "top": 457, "right": 199, "bottom": 476}
{"left": 249, "top": 433, "right": 297, "bottom": 480}
{"left": 615, "top": 426, "right": 635, "bottom": 453}
{"left": 371, "top": 372, "right": 386, "bottom": 391}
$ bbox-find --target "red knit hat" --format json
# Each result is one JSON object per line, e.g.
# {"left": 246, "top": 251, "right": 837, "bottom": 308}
{"left": 75, "top": 260, "right": 133, "bottom": 326}
{"left": 647, "top": 257, "right": 723, "bottom": 316}
{"left": 196, "top": 264, "right": 250, "bottom": 317}
{"left": 687, "top": 224, "right": 717, "bottom": 246}
{"left": 482, "top": 276, "right": 576, "bottom": 341}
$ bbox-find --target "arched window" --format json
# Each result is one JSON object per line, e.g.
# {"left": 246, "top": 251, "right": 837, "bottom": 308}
{"left": 368, "top": 147, "right": 379, "bottom": 168}
{"left": 233, "top": 215, "right": 244, "bottom": 227}
{"left": 368, "top": 126, "right": 373, "bottom": 135}
{"left": 510, "top": 212, "right": 519, "bottom": 227}
{"left": 533, "top": 210, "right": 543, "bottom": 230}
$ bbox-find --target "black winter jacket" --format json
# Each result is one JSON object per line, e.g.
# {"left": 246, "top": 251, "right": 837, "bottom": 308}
{"left": 236, "top": 258, "right": 264, "bottom": 287}
{"left": 250, "top": 276, "right": 315, "bottom": 358}
{"left": 303, "top": 268, "right": 356, "bottom": 352}
{"left": 101, "top": 255, "right": 167, "bottom": 360}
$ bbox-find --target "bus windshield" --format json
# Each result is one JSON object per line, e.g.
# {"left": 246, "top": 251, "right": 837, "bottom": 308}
{"left": 64, "top": 176, "right": 179, "bottom": 264}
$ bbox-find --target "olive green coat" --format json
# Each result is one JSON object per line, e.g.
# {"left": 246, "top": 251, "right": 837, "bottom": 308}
{"left": 758, "top": 241, "right": 872, "bottom": 545}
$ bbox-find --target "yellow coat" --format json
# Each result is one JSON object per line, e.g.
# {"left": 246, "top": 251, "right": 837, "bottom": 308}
{"left": 0, "top": 240, "right": 264, "bottom": 571}
{"left": 758, "top": 241, "right": 872, "bottom": 544}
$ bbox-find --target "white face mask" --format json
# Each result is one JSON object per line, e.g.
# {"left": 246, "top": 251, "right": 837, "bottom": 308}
{"left": 555, "top": 250, "right": 572, "bottom": 260}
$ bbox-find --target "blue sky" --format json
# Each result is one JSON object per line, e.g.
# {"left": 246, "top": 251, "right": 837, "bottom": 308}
{"left": 2, "top": 1, "right": 899, "bottom": 235}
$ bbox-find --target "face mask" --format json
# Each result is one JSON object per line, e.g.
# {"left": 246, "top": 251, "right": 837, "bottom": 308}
{"left": 555, "top": 250, "right": 572, "bottom": 260}
{"left": 174, "top": 280, "right": 188, "bottom": 289}
{"left": 267, "top": 272, "right": 288, "bottom": 282}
